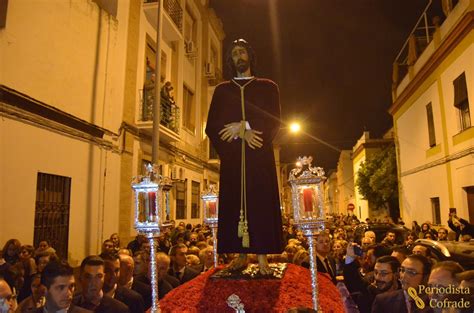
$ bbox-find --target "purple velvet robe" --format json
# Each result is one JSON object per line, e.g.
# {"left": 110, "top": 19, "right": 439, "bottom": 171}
{"left": 205, "top": 78, "right": 284, "bottom": 254}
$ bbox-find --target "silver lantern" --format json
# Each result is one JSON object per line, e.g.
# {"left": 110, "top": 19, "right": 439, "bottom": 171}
{"left": 202, "top": 184, "right": 219, "bottom": 268}
{"left": 160, "top": 175, "right": 173, "bottom": 229}
{"left": 288, "top": 156, "right": 326, "bottom": 311}
{"left": 131, "top": 163, "right": 162, "bottom": 312}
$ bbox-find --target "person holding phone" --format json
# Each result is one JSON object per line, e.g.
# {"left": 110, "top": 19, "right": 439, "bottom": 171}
{"left": 448, "top": 208, "right": 474, "bottom": 240}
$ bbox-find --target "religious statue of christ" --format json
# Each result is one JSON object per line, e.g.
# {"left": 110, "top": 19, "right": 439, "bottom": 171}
{"left": 205, "top": 39, "right": 284, "bottom": 275}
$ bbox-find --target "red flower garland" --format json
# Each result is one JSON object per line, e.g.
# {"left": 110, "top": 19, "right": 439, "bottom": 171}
{"left": 158, "top": 264, "right": 345, "bottom": 313}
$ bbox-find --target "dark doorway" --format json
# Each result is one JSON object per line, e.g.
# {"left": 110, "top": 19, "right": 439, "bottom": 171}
{"left": 465, "top": 186, "right": 474, "bottom": 224}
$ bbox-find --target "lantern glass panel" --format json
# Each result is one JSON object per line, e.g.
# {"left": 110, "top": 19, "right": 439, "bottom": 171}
{"left": 161, "top": 189, "right": 171, "bottom": 223}
{"left": 206, "top": 199, "right": 218, "bottom": 219}
{"left": 296, "top": 184, "right": 323, "bottom": 220}
{"left": 136, "top": 190, "right": 159, "bottom": 224}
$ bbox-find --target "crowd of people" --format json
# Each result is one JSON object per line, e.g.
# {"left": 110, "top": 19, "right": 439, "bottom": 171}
{"left": 1, "top": 214, "right": 473, "bottom": 313}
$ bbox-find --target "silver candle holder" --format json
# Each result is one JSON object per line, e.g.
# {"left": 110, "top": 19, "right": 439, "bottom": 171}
{"left": 201, "top": 184, "right": 219, "bottom": 268}
{"left": 131, "top": 163, "right": 165, "bottom": 313}
{"left": 288, "top": 156, "right": 326, "bottom": 311}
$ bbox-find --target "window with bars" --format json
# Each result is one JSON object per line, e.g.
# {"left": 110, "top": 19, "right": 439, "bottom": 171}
{"left": 183, "top": 85, "right": 195, "bottom": 133}
{"left": 453, "top": 72, "right": 471, "bottom": 131}
{"left": 34, "top": 173, "right": 71, "bottom": 259}
{"left": 426, "top": 102, "right": 436, "bottom": 147}
{"left": 191, "top": 181, "right": 200, "bottom": 219}
{"left": 175, "top": 180, "right": 187, "bottom": 219}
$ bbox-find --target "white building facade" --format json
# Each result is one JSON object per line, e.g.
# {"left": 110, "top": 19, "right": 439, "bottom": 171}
{"left": 336, "top": 150, "right": 355, "bottom": 215}
{"left": 390, "top": 0, "right": 474, "bottom": 226}
{"left": 0, "top": 0, "right": 224, "bottom": 265}
{"left": 352, "top": 132, "right": 394, "bottom": 221}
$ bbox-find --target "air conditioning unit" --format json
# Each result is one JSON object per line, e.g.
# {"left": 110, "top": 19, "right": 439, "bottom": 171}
{"left": 205, "top": 62, "right": 215, "bottom": 77}
{"left": 185, "top": 40, "right": 196, "bottom": 54}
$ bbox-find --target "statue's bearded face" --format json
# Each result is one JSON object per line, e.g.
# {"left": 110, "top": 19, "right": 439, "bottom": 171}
{"left": 231, "top": 45, "right": 250, "bottom": 74}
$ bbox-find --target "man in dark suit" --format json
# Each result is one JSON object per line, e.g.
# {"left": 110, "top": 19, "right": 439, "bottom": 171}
{"left": 168, "top": 244, "right": 199, "bottom": 284}
{"left": 130, "top": 252, "right": 179, "bottom": 300}
{"left": 36, "top": 261, "right": 92, "bottom": 313}
{"left": 118, "top": 253, "right": 152, "bottom": 309}
{"left": 73, "top": 256, "right": 130, "bottom": 313}
{"left": 102, "top": 254, "right": 144, "bottom": 313}
{"left": 371, "top": 254, "right": 433, "bottom": 313}
{"left": 156, "top": 252, "right": 180, "bottom": 290}
{"left": 195, "top": 246, "right": 215, "bottom": 273}
{"left": 315, "top": 231, "right": 337, "bottom": 282}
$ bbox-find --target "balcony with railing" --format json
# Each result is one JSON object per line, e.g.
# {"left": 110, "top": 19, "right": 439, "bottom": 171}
{"left": 391, "top": 0, "right": 467, "bottom": 101}
{"left": 143, "top": 0, "right": 183, "bottom": 41}
{"left": 139, "top": 84, "right": 180, "bottom": 142}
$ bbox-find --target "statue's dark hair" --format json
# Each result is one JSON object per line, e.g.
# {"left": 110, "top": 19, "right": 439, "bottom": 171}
{"left": 225, "top": 38, "right": 257, "bottom": 78}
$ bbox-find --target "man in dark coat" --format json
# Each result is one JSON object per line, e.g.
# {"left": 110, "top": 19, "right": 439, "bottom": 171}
{"left": 118, "top": 254, "right": 152, "bottom": 310}
{"left": 36, "top": 261, "right": 92, "bottom": 313}
{"left": 205, "top": 39, "right": 283, "bottom": 275}
{"left": 102, "top": 254, "right": 144, "bottom": 313}
{"left": 73, "top": 256, "right": 130, "bottom": 313}
{"left": 315, "top": 232, "right": 337, "bottom": 282}
{"left": 167, "top": 244, "right": 199, "bottom": 284}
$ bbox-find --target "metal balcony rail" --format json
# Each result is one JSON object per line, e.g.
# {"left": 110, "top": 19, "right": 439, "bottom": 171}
{"left": 141, "top": 87, "right": 181, "bottom": 134}
{"left": 392, "top": 0, "right": 458, "bottom": 89}
{"left": 144, "top": 0, "right": 183, "bottom": 32}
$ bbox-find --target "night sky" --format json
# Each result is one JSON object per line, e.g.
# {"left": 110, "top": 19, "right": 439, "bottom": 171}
{"left": 210, "top": 0, "right": 431, "bottom": 170}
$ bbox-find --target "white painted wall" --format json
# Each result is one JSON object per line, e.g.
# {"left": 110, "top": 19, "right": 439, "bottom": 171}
{"left": 399, "top": 165, "right": 450, "bottom": 225}
{"left": 0, "top": 0, "right": 129, "bottom": 132}
{"left": 336, "top": 150, "right": 354, "bottom": 214}
{"left": 451, "top": 157, "right": 474, "bottom": 220}
{"left": 396, "top": 82, "right": 442, "bottom": 172}
{"left": 0, "top": 119, "right": 121, "bottom": 266}
{"left": 0, "top": 0, "right": 129, "bottom": 264}
{"left": 353, "top": 151, "right": 369, "bottom": 220}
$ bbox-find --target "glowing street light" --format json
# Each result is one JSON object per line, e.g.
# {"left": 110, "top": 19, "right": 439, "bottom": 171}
{"left": 289, "top": 122, "right": 301, "bottom": 134}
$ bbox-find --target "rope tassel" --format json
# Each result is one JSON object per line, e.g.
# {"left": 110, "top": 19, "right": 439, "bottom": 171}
{"left": 242, "top": 222, "right": 250, "bottom": 248}
{"left": 238, "top": 219, "right": 244, "bottom": 238}
{"left": 242, "top": 231, "right": 250, "bottom": 248}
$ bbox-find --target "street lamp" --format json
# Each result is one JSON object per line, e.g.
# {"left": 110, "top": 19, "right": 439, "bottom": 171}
{"left": 289, "top": 122, "right": 301, "bottom": 134}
